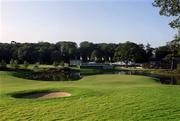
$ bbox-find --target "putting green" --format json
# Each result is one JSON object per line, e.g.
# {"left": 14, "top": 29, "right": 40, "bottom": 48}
{"left": 0, "top": 71, "right": 180, "bottom": 121}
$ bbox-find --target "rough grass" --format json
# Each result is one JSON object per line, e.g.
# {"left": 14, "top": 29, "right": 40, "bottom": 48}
{"left": 1, "top": 71, "right": 180, "bottom": 121}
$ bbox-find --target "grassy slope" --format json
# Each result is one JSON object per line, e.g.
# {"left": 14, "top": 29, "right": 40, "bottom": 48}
{"left": 0, "top": 71, "right": 180, "bottom": 121}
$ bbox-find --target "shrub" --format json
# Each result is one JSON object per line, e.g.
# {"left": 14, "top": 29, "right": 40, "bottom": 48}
{"left": 59, "top": 61, "right": 64, "bottom": 67}
{"left": 10, "top": 59, "right": 14, "bottom": 68}
{"left": 178, "top": 64, "right": 180, "bottom": 70}
{"left": 10, "top": 59, "right": 19, "bottom": 69}
{"left": 14, "top": 60, "right": 19, "bottom": 69}
{"left": 64, "top": 63, "right": 69, "bottom": 67}
{"left": 0, "top": 60, "right": 7, "bottom": 69}
{"left": 53, "top": 61, "right": 59, "bottom": 68}
{"left": 23, "top": 61, "right": 29, "bottom": 69}
{"left": 33, "top": 62, "right": 39, "bottom": 71}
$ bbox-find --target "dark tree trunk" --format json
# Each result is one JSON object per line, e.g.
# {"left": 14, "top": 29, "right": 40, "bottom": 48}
{"left": 171, "top": 57, "right": 174, "bottom": 70}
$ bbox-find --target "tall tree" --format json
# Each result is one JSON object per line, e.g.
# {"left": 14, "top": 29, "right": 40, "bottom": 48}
{"left": 0, "top": 43, "right": 12, "bottom": 63}
{"left": 18, "top": 43, "right": 38, "bottom": 63}
{"left": 114, "top": 42, "right": 147, "bottom": 66}
{"left": 153, "top": 0, "right": 180, "bottom": 32}
{"left": 168, "top": 35, "right": 180, "bottom": 69}
{"left": 56, "top": 41, "right": 77, "bottom": 62}
{"left": 145, "top": 43, "right": 154, "bottom": 62}
{"left": 155, "top": 45, "right": 171, "bottom": 68}
{"left": 91, "top": 50, "right": 101, "bottom": 62}
{"left": 98, "top": 43, "right": 117, "bottom": 62}
{"left": 36, "top": 42, "right": 52, "bottom": 64}
{"left": 79, "top": 41, "right": 94, "bottom": 62}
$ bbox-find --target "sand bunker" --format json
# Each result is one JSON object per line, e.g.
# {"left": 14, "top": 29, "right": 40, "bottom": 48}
{"left": 21, "top": 92, "right": 71, "bottom": 99}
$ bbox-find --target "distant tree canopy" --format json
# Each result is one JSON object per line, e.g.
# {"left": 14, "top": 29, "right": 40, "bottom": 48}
{"left": 153, "top": 0, "right": 180, "bottom": 30}
{"left": 0, "top": 41, "right": 151, "bottom": 64}
{"left": 0, "top": 41, "right": 78, "bottom": 64}
{"left": 0, "top": 40, "right": 179, "bottom": 69}
{"left": 79, "top": 41, "right": 94, "bottom": 61}
{"left": 114, "top": 42, "right": 147, "bottom": 65}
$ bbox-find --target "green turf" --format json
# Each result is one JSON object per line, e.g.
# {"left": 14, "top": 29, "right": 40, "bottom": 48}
{"left": 1, "top": 71, "right": 180, "bottom": 121}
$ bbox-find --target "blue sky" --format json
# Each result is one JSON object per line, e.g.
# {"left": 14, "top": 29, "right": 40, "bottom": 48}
{"left": 0, "top": 0, "right": 177, "bottom": 47}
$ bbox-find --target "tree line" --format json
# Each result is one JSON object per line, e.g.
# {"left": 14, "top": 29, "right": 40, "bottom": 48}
{"left": 1, "top": 0, "right": 179, "bottom": 69}
{"left": 0, "top": 38, "right": 179, "bottom": 69}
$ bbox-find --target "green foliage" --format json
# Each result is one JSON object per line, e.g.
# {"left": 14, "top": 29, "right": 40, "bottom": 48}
{"left": 79, "top": 41, "right": 95, "bottom": 62}
{"left": 56, "top": 41, "right": 77, "bottom": 62}
{"left": 2, "top": 40, "right": 179, "bottom": 70}
{"left": 10, "top": 59, "right": 19, "bottom": 69}
{"left": 23, "top": 61, "right": 29, "bottom": 69}
{"left": 53, "top": 61, "right": 59, "bottom": 68}
{"left": 10, "top": 59, "right": 13, "bottom": 67}
{"left": 145, "top": 43, "right": 154, "bottom": 61}
{"left": 14, "top": 60, "right": 19, "bottom": 69}
{"left": 155, "top": 46, "right": 171, "bottom": 59}
{"left": 59, "top": 61, "right": 64, "bottom": 67}
{"left": 18, "top": 44, "right": 36, "bottom": 63}
{"left": 0, "top": 60, "right": 7, "bottom": 69}
{"left": 32, "top": 62, "right": 39, "bottom": 71}
{"left": 64, "top": 63, "right": 69, "bottom": 67}
{"left": 153, "top": 0, "right": 179, "bottom": 16}
{"left": 114, "top": 42, "right": 147, "bottom": 64}
{"left": 178, "top": 64, "right": 180, "bottom": 70}
{"left": 91, "top": 50, "right": 101, "bottom": 62}
{"left": 153, "top": 0, "right": 180, "bottom": 29}
{"left": 0, "top": 41, "right": 149, "bottom": 65}
{"left": 172, "top": 35, "right": 180, "bottom": 54}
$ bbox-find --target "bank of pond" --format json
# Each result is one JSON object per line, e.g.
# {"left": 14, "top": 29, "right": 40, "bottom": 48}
{"left": 10, "top": 67, "right": 81, "bottom": 81}
{"left": 4, "top": 67, "right": 180, "bottom": 85}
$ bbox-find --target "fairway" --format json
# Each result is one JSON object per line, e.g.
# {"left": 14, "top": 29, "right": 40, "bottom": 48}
{"left": 1, "top": 71, "right": 180, "bottom": 121}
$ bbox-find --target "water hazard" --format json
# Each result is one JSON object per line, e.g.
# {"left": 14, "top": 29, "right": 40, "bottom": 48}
{"left": 114, "top": 71, "right": 180, "bottom": 85}
{"left": 80, "top": 70, "right": 180, "bottom": 85}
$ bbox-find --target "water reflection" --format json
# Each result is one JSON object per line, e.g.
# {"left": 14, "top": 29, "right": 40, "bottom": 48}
{"left": 115, "top": 71, "right": 179, "bottom": 85}
{"left": 79, "top": 70, "right": 180, "bottom": 85}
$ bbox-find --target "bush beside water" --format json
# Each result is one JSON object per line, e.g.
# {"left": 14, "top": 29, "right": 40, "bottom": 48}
{"left": 0, "top": 60, "right": 7, "bottom": 70}
{"left": 10, "top": 59, "right": 19, "bottom": 69}
{"left": 178, "top": 64, "right": 180, "bottom": 71}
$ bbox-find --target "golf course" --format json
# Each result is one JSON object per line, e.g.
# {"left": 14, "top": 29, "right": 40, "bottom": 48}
{"left": 1, "top": 0, "right": 180, "bottom": 120}
{"left": 1, "top": 71, "right": 180, "bottom": 121}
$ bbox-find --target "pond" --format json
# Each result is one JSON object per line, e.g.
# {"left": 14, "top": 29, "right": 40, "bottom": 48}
{"left": 12, "top": 68, "right": 81, "bottom": 81}
{"left": 80, "top": 70, "right": 180, "bottom": 85}
{"left": 11, "top": 68, "right": 180, "bottom": 84}
{"left": 113, "top": 71, "right": 180, "bottom": 85}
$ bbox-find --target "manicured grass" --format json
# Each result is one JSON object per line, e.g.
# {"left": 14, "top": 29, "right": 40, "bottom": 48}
{"left": 1, "top": 71, "right": 180, "bottom": 120}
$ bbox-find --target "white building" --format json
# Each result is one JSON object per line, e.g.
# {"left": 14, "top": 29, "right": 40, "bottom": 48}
{"left": 70, "top": 60, "right": 82, "bottom": 66}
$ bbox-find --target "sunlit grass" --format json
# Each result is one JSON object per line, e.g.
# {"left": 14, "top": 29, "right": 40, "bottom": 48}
{"left": 1, "top": 71, "right": 180, "bottom": 120}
